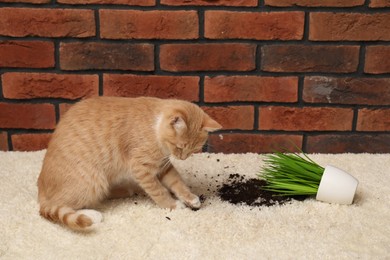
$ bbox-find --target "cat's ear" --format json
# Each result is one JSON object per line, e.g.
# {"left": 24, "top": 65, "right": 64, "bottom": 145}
{"left": 170, "top": 115, "right": 187, "bottom": 133}
{"left": 202, "top": 114, "right": 222, "bottom": 132}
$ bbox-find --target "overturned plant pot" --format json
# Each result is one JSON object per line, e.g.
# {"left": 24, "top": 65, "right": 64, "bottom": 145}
{"left": 316, "top": 165, "right": 359, "bottom": 205}
{"left": 260, "top": 151, "right": 360, "bottom": 205}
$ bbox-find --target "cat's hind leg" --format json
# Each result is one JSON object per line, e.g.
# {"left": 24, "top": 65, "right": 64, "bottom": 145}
{"left": 38, "top": 168, "right": 108, "bottom": 231}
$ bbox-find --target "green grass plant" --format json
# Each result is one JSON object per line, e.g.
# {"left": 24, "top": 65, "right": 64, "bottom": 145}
{"left": 259, "top": 151, "right": 325, "bottom": 196}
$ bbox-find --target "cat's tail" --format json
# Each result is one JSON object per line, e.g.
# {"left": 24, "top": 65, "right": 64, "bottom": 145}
{"left": 39, "top": 206, "right": 103, "bottom": 231}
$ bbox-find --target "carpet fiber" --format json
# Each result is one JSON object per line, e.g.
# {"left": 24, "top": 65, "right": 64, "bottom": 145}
{"left": 1, "top": 151, "right": 389, "bottom": 259}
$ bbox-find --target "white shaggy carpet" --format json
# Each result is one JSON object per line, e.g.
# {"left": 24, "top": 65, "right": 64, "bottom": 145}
{"left": 1, "top": 151, "right": 389, "bottom": 259}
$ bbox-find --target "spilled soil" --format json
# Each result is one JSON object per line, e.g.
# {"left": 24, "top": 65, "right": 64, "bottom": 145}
{"left": 217, "top": 173, "right": 308, "bottom": 207}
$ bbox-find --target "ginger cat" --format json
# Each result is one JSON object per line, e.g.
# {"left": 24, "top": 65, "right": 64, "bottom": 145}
{"left": 38, "top": 97, "right": 221, "bottom": 231}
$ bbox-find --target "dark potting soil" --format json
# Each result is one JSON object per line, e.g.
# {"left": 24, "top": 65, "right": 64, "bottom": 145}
{"left": 217, "top": 173, "right": 308, "bottom": 207}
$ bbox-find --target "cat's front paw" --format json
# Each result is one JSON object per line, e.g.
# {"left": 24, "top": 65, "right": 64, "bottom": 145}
{"left": 184, "top": 196, "right": 201, "bottom": 210}
{"left": 174, "top": 200, "right": 186, "bottom": 209}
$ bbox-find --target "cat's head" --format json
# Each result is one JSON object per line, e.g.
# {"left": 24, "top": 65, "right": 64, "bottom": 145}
{"left": 157, "top": 101, "right": 222, "bottom": 160}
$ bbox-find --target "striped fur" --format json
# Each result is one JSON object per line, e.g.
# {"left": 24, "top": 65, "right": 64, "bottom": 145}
{"left": 38, "top": 97, "right": 221, "bottom": 231}
{"left": 39, "top": 206, "right": 95, "bottom": 230}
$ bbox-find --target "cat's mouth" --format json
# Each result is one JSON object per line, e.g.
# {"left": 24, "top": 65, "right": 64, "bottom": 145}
{"left": 174, "top": 154, "right": 190, "bottom": 160}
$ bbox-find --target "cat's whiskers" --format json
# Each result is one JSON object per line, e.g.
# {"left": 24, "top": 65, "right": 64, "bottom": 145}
{"left": 160, "top": 155, "right": 172, "bottom": 173}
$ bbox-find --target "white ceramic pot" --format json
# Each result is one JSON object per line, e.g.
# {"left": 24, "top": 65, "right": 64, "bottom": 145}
{"left": 316, "top": 165, "right": 359, "bottom": 205}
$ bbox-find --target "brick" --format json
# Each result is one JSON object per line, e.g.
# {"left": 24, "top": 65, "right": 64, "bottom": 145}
{"left": 370, "top": 0, "right": 390, "bottom": 7}
{"left": 161, "top": 0, "right": 257, "bottom": 6}
{"left": 310, "top": 13, "right": 390, "bottom": 41}
{"left": 259, "top": 106, "right": 353, "bottom": 131}
{"left": 0, "top": 41, "right": 54, "bottom": 68}
{"left": 11, "top": 133, "right": 52, "bottom": 151}
{"left": 60, "top": 42, "right": 154, "bottom": 71}
{"left": 0, "top": 8, "right": 95, "bottom": 38}
{"left": 207, "top": 134, "right": 303, "bottom": 153}
{"left": 205, "top": 11, "right": 304, "bottom": 40}
{"left": 58, "top": 0, "right": 154, "bottom": 5}
{"left": 100, "top": 10, "right": 198, "bottom": 40}
{"left": 303, "top": 77, "right": 390, "bottom": 105}
{"left": 204, "top": 76, "right": 298, "bottom": 103}
{"left": 2, "top": 73, "right": 99, "bottom": 100}
{"left": 103, "top": 74, "right": 199, "bottom": 101}
{"left": 0, "top": 131, "right": 8, "bottom": 151}
{"left": 365, "top": 46, "right": 390, "bottom": 74}
{"left": 160, "top": 44, "right": 256, "bottom": 72}
{"left": 265, "top": 0, "right": 364, "bottom": 6}
{"left": 306, "top": 134, "right": 390, "bottom": 153}
{"left": 261, "top": 45, "right": 359, "bottom": 73}
{"left": 0, "top": 0, "right": 49, "bottom": 3}
{"left": 0, "top": 103, "right": 55, "bottom": 129}
{"left": 202, "top": 106, "right": 254, "bottom": 130}
{"left": 357, "top": 109, "right": 390, "bottom": 131}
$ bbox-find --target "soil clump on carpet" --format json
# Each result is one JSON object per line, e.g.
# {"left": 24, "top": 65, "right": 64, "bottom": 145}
{"left": 217, "top": 174, "right": 308, "bottom": 207}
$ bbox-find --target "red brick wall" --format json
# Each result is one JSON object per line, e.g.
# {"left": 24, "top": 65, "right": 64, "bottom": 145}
{"left": 1, "top": 0, "right": 390, "bottom": 153}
